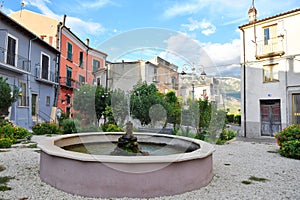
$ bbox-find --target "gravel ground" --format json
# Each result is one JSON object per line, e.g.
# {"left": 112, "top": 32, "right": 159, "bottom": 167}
{"left": 0, "top": 136, "right": 299, "bottom": 200}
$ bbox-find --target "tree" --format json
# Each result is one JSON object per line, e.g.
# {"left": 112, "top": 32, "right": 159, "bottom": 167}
{"left": 73, "top": 84, "right": 97, "bottom": 124}
{"left": 130, "top": 82, "right": 166, "bottom": 126}
{"left": 94, "top": 85, "right": 111, "bottom": 123}
{"left": 0, "top": 77, "right": 18, "bottom": 118}
{"left": 165, "top": 90, "right": 181, "bottom": 130}
{"left": 110, "top": 89, "right": 129, "bottom": 125}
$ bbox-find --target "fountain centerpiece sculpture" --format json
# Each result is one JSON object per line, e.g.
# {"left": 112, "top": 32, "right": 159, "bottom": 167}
{"left": 111, "top": 121, "right": 149, "bottom": 156}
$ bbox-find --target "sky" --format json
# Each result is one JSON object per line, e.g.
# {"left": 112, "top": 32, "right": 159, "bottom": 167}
{"left": 2, "top": 0, "right": 300, "bottom": 77}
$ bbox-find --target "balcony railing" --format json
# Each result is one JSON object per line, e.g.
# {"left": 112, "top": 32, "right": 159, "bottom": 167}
{"left": 59, "top": 77, "right": 81, "bottom": 89}
{"left": 0, "top": 47, "right": 31, "bottom": 73}
{"left": 34, "top": 67, "right": 57, "bottom": 83}
{"left": 256, "top": 36, "right": 285, "bottom": 59}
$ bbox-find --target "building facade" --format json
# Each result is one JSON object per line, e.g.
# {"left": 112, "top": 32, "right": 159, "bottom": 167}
{"left": 9, "top": 9, "right": 59, "bottom": 48}
{"left": 10, "top": 10, "right": 107, "bottom": 117}
{"left": 151, "top": 56, "right": 179, "bottom": 95}
{"left": 0, "top": 11, "right": 60, "bottom": 129}
{"left": 239, "top": 7, "right": 300, "bottom": 137}
{"left": 94, "top": 57, "right": 180, "bottom": 95}
{"left": 58, "top": 22, "right": 107, "bottom": 116}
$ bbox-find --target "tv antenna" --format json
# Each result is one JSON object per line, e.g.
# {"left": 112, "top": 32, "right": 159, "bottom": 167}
{"left": 0, "top": 1, "right": 4, "bottom": 11}
{"left": 20, "top": 0, "right": 25, "bottom": 16}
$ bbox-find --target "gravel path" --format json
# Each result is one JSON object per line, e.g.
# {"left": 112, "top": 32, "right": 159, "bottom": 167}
{"left": 0, "top": 137, "right": 299, "bottom": 200}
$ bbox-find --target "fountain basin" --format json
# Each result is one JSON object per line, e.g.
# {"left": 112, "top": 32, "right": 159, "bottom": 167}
{"left": 38, "top": 132, "right": 215, "bottom": 198}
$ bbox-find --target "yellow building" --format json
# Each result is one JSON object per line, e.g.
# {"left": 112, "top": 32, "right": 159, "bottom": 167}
{"left": 9, "top": 9, "right": 59, "bottom": 48}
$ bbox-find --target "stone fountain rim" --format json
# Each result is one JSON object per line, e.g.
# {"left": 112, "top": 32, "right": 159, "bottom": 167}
{"left": 37, "top": 132, "right": 215, "bottom": 164}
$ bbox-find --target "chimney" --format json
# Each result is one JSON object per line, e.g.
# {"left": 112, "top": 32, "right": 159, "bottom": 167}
{"left": 62, "top": 14, "right": 67, "bottom": 26}
{"left": 86, "top": 38, "right": 90, "bottom": 46}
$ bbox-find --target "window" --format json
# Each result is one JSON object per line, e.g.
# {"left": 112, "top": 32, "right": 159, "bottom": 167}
{"left": 292, "top": 94, "right": 300, "bottom": 124}
{"left": 6, "top": 35, "right": 17, "bottom": 66}
{"left": 172, "top": 76, "right": 176, "bottom": 89}
{"left": 41, "top": 53, "right": 50, "bottom": 80}
{"left": 46, "top": 96, "right": 50, "bottom": 106}
{"left": 97, "top": 77, "right": 101, "bottom": 86}
{"left": 66, "top": 94, "right": 71, "bottom": 104}
{"left": 66, "top": 67, "right": 72, "bottom": 87}
{"left": 79, "top": 51, "right": 84, "bottom": 68}
{"left": 263, "top": 24, "right": 277, "bottom": 45}
{"left": 31, "top": 94, "right": 38, "bottom": 116}
{"left": 93, "top": 59, "right": 100, "bottom": 72}
{"left": 79, "top": 75, "right": 85, "bottom": 84}
{"left": 153, "top": 68, "right": 158, "bottom": 82}
{"left": 18, "top": 82, "right": 27, "bottom": 107}
{"left": 263, "top": 64, "right": 279, "bottom": 82}
{"left": 165, "top": 73, "right": 169, "bottom": 84}
{"left": 264, "top": 28, "right": 270, "bottom": 45}
{"left": 67, "top": 42, "right": 73, "bottom": 61}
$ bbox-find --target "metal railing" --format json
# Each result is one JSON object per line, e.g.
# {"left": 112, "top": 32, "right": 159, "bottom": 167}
{"left": 59, "top": 77, "right": 81, "bottom": 89}
{"left": 256, "top": 36, "right": 285, "bottom": 58}
{"left": 34, "top": 67, "right": 57, "bottom": 83}
{"left": 0, "top": 47, "right": 31, "bottom": 72}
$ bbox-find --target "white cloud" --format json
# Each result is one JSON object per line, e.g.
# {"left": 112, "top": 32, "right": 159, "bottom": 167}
{"left": 182, "top": 18, "right": 216, "bottom": 36}
{"left": 163, "top": 1, "right": 206, "bottom": 19}
{"left": 65, "top": 17, "right": 105, "bottom": 36}
{"left": 25, "top": 0, "right": 105, "bottom": 37}
{"left": 202, "top": 39, "right": 241, "bottom": 66}
{"left": 76, "top": 0, "right": 114, "bottom": 9}
{"left": 163, "top": 0, "right": 299, "bottom": 25}
{"left": 162, "top": 34, "right": 241, "bottom": 75}
{"left": 163, "top": 0, "right": 247, "bottom": 19}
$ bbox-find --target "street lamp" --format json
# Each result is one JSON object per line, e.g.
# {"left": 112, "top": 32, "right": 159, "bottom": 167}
{"left": 180, "top": 63, "right": 206, "bottom": 101}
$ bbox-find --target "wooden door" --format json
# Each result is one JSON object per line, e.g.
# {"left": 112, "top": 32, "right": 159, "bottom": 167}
{"left": 260, "top": 100, "right": 281, "bottom": 136}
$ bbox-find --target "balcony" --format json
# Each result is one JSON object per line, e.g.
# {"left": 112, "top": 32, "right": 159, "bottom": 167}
{"left": 60, "top": 77, "right": 81, "bottom": 89}
{"left": 34, "top": 67, "right": 57, "bottom": 85}
{"left": 0, "top": 47, "right": 31, "bottom": 73}
{"left": 256, "top": 36, "right": 285, "bottom": 59}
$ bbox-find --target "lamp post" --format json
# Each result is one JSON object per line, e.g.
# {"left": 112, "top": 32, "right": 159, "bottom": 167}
{"left": 180, "top": 63, "right": 206, "bottom": 101}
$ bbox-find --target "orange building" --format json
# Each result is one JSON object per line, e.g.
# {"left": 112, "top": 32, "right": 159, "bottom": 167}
{"left": 10, "top": 10, "right": 107, "bottom": 117}
{"left": 57, "top": 17, "right": 107, "bottom": 116}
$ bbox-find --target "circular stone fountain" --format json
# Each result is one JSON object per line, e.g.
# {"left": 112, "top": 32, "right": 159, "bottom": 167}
{"left": 38, "top": 129, "right": 215, "bottom": 198}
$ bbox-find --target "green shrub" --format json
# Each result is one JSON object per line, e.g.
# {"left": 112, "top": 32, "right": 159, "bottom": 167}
{"left": 60, "top": 119, "right": 78, "bottom": 134}
{"left": 226, "top": 114, "right": 234, "bottom": 123}
{"left": 0, "top": 119, "right": 12, "bottom": 127}
{"left": 79, "top": 124, "right": 99, "bottom": 132}
{"left": 275, "top": 124, "right": 300, "bottom": 160}
{"left": 234, "top": 114, "right": 241, "bottom": 125}
{"left": 195, "top": 130, "right": 208, "bottom": 140}
{"left": 32, "top": 123, "right": 61, "bottom": 135}
{"left": 0, "top": 138, "right": 13, "bottom": 148}
{"left": 279, "top": 139, "right": 300, "bottom": 159}
{"left": 275, "top": 124, "right": 300, "bottom": 146}
{"left": 0, "top": 125, "right": 15, "bottom": 143}
{"left": 216, "top": 129, "right": 237, "bottom": 145}
{"left": 101, "top": 123, "right": 123, "bottom": 132}
{"left": 14, "top": 126, "right": 31, "bottom": 140}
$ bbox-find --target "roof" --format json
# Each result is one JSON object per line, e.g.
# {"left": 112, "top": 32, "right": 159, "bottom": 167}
{"left": 0, "top": 11, "right": 60, "bottom": 53}
{"left": 239, "top": 7, "right": 300, "bottom": 29}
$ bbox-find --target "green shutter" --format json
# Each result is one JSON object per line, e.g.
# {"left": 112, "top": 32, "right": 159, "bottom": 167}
{"left": 67, "top": 43, "right": 73, "bottom": 61}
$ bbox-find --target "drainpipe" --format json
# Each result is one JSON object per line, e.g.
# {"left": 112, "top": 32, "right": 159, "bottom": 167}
{"left": 241, "top": 28, "right": 247, "bottom": 137}
{"left": 28, "top": 36, "right": 38, "bottom": 128}
{"left": 86, "top": 38, "right": 89, "bottom": 84}
{"left": 53, "top": 53, "right": 60, "bottom": 107}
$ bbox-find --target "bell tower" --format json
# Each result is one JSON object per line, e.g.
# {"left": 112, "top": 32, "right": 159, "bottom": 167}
{"left": 248, "top": 0, "right": 257, "bottom": 23}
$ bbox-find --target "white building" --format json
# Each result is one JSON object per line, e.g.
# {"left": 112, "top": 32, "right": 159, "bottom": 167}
{"left": 239, "top": 6, "right": 300, "bottom": 137}
{"left": 94, "top": 57, "right": 180, "bottom": 94}
{"left": 94, "top": 60, "right": 159, "bottom": 91}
